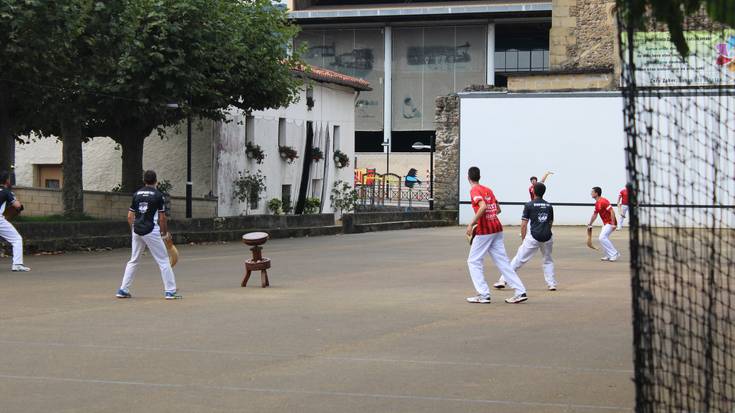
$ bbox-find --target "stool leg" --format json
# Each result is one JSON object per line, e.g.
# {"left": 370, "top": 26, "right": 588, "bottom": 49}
{"left": 261, "top": 270, "right": 269, "bottom": 288}
{"left": 242, "top": 269, "right": 252, "bottom": 287}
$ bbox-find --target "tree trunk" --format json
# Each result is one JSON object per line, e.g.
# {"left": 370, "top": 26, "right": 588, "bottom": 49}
{"left": 119, "top": 134, "right": 146, "bottom": 193}
{"left": 61, "top": 120, "right": 84, "bottom": 217}
{"left": 0, "top": 98, "right": 15, "bottom": 175}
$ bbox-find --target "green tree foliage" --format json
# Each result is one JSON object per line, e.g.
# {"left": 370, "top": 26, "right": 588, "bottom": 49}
{"left": 87, "top": 0, "right": 302, "bottom": 192}
{"left": 620, "top": 0, "right": 735, "bottom": 56}
{"left": 1, "top": 0, "right": 302, "bottom": 217}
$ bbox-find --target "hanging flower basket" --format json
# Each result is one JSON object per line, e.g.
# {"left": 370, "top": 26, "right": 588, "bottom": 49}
{"left": 311, "top": 147, "right": 324, "bottom": 162}
{"left": 245, "top": 142, "right": 265, "bottom": 164}
{"left": 333, "top": 150, "right": 350, "bottom": 169}
{"left": 278, "top": 145, "right": 299, "bottom": 164}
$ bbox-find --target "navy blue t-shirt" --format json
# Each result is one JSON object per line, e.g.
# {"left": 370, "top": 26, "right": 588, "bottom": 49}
{"left": 129, "top": 187, "right": 165, "bottom": 236}
{"left": 0, "top": 187, "right": 16, "bottom": 216}
{"left": 522, "top": 198, "right": 554, "bottom": 242}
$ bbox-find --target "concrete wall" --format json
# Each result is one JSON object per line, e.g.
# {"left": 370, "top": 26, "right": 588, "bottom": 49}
{"left": 13, "top": 187, "right": 217, "bottom": 220}
{"left": 15, "top": 123, "right": 216, "bottom": 199}
{"left": 216, "top": 83, "right": 357, "bottom": 216}
{"left": 458, "top": 92, "right": 625, "bottom": 225}
{"left": 508, "top": 71, "right": 616, "bottom": 92}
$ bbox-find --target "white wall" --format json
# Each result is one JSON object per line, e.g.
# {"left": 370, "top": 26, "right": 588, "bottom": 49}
{"left": 458, "top": 92, "right": 626, "bottom": 225}
{"left": 15, "top": 123, "right": 215, "bottom": 198}
{"left": 14, "top": 81, "right": 357, "bottom": 218}
{"left": 217, "top": 82, "right": 357, "bottom": 216}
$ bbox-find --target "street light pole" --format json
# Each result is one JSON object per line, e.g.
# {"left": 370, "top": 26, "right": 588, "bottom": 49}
{"left": 429, "top": 133, "right": 434, "bottom": 210}
{"left": 186, "top": 113, "right": 192, "bottom": 219}
{"left": 411, "top": 139, "right": 434, "bottom": 210}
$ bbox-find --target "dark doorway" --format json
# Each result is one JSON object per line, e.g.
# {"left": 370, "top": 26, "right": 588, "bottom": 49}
{"left": 295, "top": 121, "right": 314, "bottom": 214}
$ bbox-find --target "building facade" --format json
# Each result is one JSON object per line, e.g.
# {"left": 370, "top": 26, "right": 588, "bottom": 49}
{"left": 289, "top": 0, "right": 617, "bottom": 187}
{"left": 14, "top": 67, "right": 368, "bottom": 218}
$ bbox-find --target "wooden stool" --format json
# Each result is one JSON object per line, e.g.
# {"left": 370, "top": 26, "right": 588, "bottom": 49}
{"left": 242, "top": 232, "right": 271, "bottom": 288}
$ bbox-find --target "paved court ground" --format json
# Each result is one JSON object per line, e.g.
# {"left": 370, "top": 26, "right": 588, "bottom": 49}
{"left": 0, "top": 226, "right": 633, "bottom": 412}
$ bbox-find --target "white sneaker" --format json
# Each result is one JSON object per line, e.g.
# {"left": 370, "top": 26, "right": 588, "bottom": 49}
{"left": 548, "top": 285, "right": 557, "bottom": 291}
{"left": 492, "top": 281, "right": 507, "bottom": 289}
{"left": 609, "top": 253, "right": 621, "bottom": 262}
{"left": 466, "top": 295, "right": 491, "bottom": 304}
{"left": 505, "top": 293, "right": 528, "bottom": 304}
{"left": 11, "top": 264, "right": 31, "bottom": 272}
{"left": 601, "top": 256, "right": 611, "bottom": 261}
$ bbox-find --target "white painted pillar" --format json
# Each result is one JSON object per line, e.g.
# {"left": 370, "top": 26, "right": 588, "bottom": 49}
{"left": 487, "top": 23, "right": 495, "bottom": 86}
{"left": 383, "top": 25, "right": 392, "bottom": 154}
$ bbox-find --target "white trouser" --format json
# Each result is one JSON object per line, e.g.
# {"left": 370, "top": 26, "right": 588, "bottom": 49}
{"left": 619, "top": 205, "right": 629, "bottom": 228}
{"left": 0, "top": 218, "right": 23, "bottom": 266}
{"left": 120, "top": 230, "right": 177, "bottom": 293}
{"left": 498, "top": 235, "right": 556, "bottom": 287}
{"left": 599, "top": 224, "right": 619, "bottom": 259}
{"left": 467, "top": 232, "right": 526, "bottom": 297}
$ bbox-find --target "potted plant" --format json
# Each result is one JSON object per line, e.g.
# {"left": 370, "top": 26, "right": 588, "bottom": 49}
{"left": 267, "top": 198, "right": 283, "bottom": 215}
{"left": 333, "top": 150, "right": 350, "bottom": 169}
{"left": 232, "top": 170, "right": 266, "bottom": 214}
{"left": 245, "top": 142, "right": 266, "bottom": 164}
{"left": 311, "top": 147, "right": 324, "bottom": 162}
{"left": 304, "top": 197, "right": 321, "bottom": 214}
{"left": 330, "top": 180, "right": 358, "bottom": 216}
{"left": 278, "top": 145, "right": 299, "bottom": 164}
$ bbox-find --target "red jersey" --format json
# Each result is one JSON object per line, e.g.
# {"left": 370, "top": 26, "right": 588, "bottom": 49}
{"left": 619, "top": 188, "right": 629, "bottom": 205}
{"left": 471, "top": 185, "right": 503, "bottom": 235}
{"left": 594, "top": 197, "right": 615, "bottom": 225}
{"left": 528, "top": 184, "right": 535, "bottom": 200}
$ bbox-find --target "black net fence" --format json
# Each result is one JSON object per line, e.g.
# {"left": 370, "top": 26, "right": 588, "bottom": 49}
{"left": 618, "top": 4, "right": 735, "bottom": 412}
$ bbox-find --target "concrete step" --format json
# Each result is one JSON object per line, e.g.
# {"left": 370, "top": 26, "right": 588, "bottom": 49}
{"left": 19, "top": 226, "right": 343, "bottom": 253}
{"left": 351, "top": 220, "right": 454, "bottom": 234}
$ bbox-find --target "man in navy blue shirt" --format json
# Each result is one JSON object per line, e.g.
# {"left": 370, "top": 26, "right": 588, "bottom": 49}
{"left": 0, "top": 171, "right": 30, "bottom": 272}
{"left": 494, "top": 182, "right": 557, "bottom": 291}
{"left": 116, "top": 170, "right": 180, "bottom": 299}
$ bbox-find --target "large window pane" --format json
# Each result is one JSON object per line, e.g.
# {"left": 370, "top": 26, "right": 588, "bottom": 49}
{"left": 296, "top": 28, "right": 385, "bottom": 131}
{"left": 393, "top": 25, "right": 486, "bottom": 131}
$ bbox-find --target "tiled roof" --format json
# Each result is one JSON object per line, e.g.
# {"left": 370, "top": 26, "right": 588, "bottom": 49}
{"left": 293, "top": 64, "right": 372, "bottom": 91}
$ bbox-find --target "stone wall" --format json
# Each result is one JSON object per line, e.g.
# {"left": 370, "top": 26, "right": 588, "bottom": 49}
{"left": 550, "top": 0, "right": 617, "bottom": 72}
{"left": 13, "top": 187, "right": 217, "bottom": 220}
{"left": 508, "top": 71, "right": 615, "bottom": 92}
{"left": 433, "top": 95, "right": 460, "bottom": 210}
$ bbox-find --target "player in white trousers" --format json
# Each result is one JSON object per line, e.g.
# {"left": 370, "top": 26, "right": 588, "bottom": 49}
{"left": 465, "top": 167, "right": 528, "bottom": 304}
{"left": 0, "top": 171, "right": 30, "bottom": 272}
{"left": 495, "top": 182, "right": 557, "bottom": 291}
{"left": 617, "top": 187, "right": 629, "bottom": 230}
{"left": 588, "top": 186, "right": 619, "bottom": 261}
{"left": 117, "top": 170, "right": 180, "bottom": 299}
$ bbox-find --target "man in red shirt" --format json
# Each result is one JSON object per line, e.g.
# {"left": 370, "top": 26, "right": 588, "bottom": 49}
{"left": 587, "top": 186, "right": 620, "bottom": 261}
{"left": 616, "top": 187, "right": 629, "bottom": 230}
{"left": 528, "top": 171, "right": 553, "bottom": 200}
{"left": 466, "top": 167, "right": 528, "bottom": 304}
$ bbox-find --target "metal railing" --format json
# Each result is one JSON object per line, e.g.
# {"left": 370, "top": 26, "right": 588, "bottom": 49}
{"left": 355, "top": 173, "right": 430, "bottom": 209}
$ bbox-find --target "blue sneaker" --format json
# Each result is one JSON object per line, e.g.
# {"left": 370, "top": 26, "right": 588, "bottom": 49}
{"left": 164, "top": 291, "right": 182, "bottom": 300}
{"left": 116, "top": 289, "right": 131, "bottom": 299}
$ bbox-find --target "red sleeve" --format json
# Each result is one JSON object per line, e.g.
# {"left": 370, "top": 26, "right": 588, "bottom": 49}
{"left": 470, "top": 187, "right": 480, "bottom": 207}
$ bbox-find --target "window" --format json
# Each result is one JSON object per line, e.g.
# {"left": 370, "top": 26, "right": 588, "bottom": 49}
{"left": 333, "top": 125, "right": 341, "bottom": 152}
{"left": 278, "top": 118, "right": 287, "bottom": 146}
{"left": 245, "top": 115, "right": 255, "bottom": 143}
{"left": 311, "top": 179, "right": 322, "bottom": 199}
{"left": 494, "top": 23, "right": 550, "bottom": 73}
{"left": 249, "top": 185, "right": 259, "bottom": 210}
{"left": 281, "top": 185, "right": 292, "bottom": 213}
{"left": 45, "top": 179, "right": 60, "bottom": 189}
